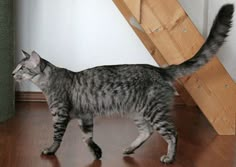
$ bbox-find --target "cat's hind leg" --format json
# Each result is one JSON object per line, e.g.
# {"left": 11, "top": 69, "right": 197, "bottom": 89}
{"left": 147, "top": 110, "right": 177, "bottom": 164}
{"left": 123, "top": 114, "right": 153, "bottom": 154}
{"left": 78, "top": 117, "right": 102, "bottom": 160}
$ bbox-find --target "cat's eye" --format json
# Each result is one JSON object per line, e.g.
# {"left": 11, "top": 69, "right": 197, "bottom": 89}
{"left": 13, "top": 64, "right": 23, "bottom": 74}
{"left": 18, "top": 66, "right": 23, "bottom": 70}
{"left": 20, "top": 66, "right": 26, "bottom": 70}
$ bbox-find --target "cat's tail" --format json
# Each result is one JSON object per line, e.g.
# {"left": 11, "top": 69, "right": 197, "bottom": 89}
{"left": 164, "top": 4, "right": 234, "bottom": 80}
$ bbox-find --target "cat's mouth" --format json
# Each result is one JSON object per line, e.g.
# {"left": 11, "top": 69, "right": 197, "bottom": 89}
{"left": 13, "top": 75, "right": 23, "bottom": 82}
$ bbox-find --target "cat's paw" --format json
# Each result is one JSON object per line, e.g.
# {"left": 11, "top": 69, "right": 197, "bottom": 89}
{"left": 41, "top": 148, "right": 55, "bottom": 155}
{"left": 123, "top": 147, "right": 135, "bottom": 155}
{"left": 160, "top": 155, "right": 174, "bottom": 164}
{"left": 88, "top": 142, "right": 102, "bottom": 160}
{"left": 92, "top": 145, "right": 102, "bottom": 160}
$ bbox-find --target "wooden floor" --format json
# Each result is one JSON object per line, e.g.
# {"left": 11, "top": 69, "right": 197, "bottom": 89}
{"left": 0, "top": 102, "right": 235, "bottom": 167}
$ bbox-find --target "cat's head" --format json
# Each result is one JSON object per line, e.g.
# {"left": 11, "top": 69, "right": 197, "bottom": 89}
{"left": 13, "top": 50, "right": 42, "bottom": 82}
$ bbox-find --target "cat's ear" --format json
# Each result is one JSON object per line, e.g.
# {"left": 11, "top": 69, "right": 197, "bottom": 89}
{"left": 21, "top": 50, "right": 30, "bottom": 59}
{"left": 29, "top": 51, "right": 41, "bottom": 67}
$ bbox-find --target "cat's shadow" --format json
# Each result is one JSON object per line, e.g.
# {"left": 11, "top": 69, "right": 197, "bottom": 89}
{"left": 85, "top": 160, "right": 102, "bottom": 167}
{"left": 123, "top": 156, "right": 140, "bottom": 167}
{"left": 40, "top": 154, "right": 61, "bottom": 167}
{"left": 40, "top": 155, "right": 102, "bottom": 167}
{"left": 86, "top": 157, "right": 139, "bottom": 167}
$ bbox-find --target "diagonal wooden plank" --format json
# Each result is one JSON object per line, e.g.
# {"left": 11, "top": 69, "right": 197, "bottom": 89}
{"left": 113, "top": 0, "right": 196, "bottom": 106}
{"left": 124, "top": 0, "right": 141, "bottom": 22}
{"left": 113, "top": 0, "right": 236, "bottom": 134}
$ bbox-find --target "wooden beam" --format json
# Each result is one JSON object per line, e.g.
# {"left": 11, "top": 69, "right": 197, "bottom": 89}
{"left": 113, "top": 0, "right": 236, "bottom": 134}
{"left": 124, "top": 0, "right": 141, "bottom": 22}
{"left": 184, "top": 58, "right": 236, "bottom": 134}
{"left": 113, "top": 0, "right": 196, "bottom": 106}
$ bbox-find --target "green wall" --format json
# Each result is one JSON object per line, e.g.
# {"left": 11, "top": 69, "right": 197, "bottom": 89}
{"left": 0, "top": 0, "right": 15, "bottom": 122}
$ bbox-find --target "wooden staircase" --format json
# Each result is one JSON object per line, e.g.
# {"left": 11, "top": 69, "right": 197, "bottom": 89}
{"left": 113, "top": 0, "right": 236, "bottom": 135}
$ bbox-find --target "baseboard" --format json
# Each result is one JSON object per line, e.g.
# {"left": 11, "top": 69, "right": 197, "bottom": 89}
{"left": 15, "top": 91, "right": 185, "bottom": 105}
{"left": 16, "top": 92, "right": 46, "bottom": 102}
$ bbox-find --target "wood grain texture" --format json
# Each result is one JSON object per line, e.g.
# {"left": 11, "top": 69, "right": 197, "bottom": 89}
{"left": 0, "top": 102, "right": 235, "bottom": 167}
{"left": 113, "top": 0, "right": 236, "bottom": 134}
{"left": 113, "top": 0, "right": 196, "bottom": 106}
{"left": 124, "top": 0, "right": 141, "bottom": 22}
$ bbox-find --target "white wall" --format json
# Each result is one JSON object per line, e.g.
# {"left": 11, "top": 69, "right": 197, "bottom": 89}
{"left": 15, "top": 0, "right": 155, "bottom": 91}
{"left": 178, "top": 0, "right": 206, "bottom": 35}
{"left": 15, "top": 0, "right": 236, "bottom": 92}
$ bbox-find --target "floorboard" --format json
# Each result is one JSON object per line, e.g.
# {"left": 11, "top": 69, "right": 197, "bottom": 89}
{"left": 0, "top": 102, "right": 235, "bottom": 167}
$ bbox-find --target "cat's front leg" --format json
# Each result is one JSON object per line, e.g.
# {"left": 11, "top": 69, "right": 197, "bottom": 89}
{"left": 78, "top": 117, "right": 102, "bottom": 159}
{"left": 42, "top": 109, "right": 69, "bottom": 155}
{"left": 42, "top": 141, "right": 61, "bottom": 155}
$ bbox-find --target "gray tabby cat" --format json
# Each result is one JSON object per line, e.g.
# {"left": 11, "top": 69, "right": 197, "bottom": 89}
{"left": 13, "top": 4, "right": 234, "bottom": 164}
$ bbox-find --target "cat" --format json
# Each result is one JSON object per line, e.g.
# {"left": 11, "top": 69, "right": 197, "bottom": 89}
{"left": 13, "top": 4, "right": 234, "bottom": 164}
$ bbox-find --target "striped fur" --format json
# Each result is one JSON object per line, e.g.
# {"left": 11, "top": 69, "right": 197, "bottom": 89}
{"left": 165, "top": 4, "right": 234, "bottom": 80}
{"left": 12, "top": 4, "right": 234, "bottom": 164}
